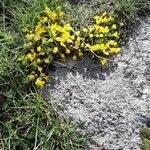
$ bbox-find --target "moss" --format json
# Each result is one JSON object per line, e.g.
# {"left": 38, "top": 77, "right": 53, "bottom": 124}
{"left": 140, "top": 138, "right": 150, "bottom": 150}
{"left": 140, "top": 128, "right": 150, "bottom": 140}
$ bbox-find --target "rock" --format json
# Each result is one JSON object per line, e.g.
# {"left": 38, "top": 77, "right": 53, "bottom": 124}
{"left": 42, "top": 17, "right": 150, "bottom": 149}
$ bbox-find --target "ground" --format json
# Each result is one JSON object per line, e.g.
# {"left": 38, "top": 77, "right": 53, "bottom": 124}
{"left": 42, "top": 17, "right": 150, "bottom": 150}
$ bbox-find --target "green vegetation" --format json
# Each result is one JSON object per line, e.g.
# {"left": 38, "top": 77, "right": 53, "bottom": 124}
{"left": 113, "top": 0, "right": 150, "bottom": 36}
{"left": 0, "top": 0, "right": 150, "bottom": 149}
{"left": 0, "top": 0, "right": 85, "bottom": 149}
{"left": 19, "top": 7, "right": 123, "bottom": 87}
{"left": 67, "top": 0, "right": 150, "bottom": 36}
{"left": 0, "top": 91, "right": 83, "bottom": 149}
{"left": 140, "top": 128, "right": 150, "bottom": 150}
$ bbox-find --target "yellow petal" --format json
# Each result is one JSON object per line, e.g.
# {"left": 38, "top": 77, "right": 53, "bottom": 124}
{"left": 100, "top": 59, "right": 107, "bottom": 65}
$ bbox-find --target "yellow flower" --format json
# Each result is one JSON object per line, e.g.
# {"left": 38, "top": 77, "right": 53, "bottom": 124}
{"left": 82, "top": 28, "right": 88, "bottom": 32}
{"left": 51, "top": 13, "right": 57, "bottom": 22}
{"left": 73, "top": 55, "right": 77, "bottom": 60}
{"left": 17, "top": 57, "right": 22, "bottom": 62}
{"left": 66, "top": 49, "right": 71, "bottom": 54}
{"left": 103, "top": 50, "right": 109, "bottom": 55}
{"left": 102, "top": 12, "right": 107, "bottom": 17}
{"left": 60, "top": 42, "right": 66, "bottom": 48}
{"left": 33, "top": 34, "right": 41, "bottom": 41}
{"left": 26, "top": 52, "right": 36, "bottom": 61}
{"left": 99, "top": 43, "right": 107, "bottom": 51}
{"left": 76, "top": 37, "right": 80, "bottom": 42}
{"left": 107, "top": 16, "right": 114, "bottom": 22}
{"left": 71, "top": 35, "right": 75, "bottom": 40}
{"left": 98, "top": 16, "right": 109, "bottom": 24}
{"left": 120, "top": 22, "right": 124, "bottom": 26}
{"left": 110, "top": 47, "right": 121, "bottom": 53}
{"left": 52, "top": 47, "right": 58, "bottom": 53}
{"left": 41, "top": 73, "right": 46, "bottom": 77}
{"left": 35, "top": 78, "right": 45, "bottom": 87}
{"left": 44, "top": 58, "right": 50, "bottom": 64}
{"left": 94, "top": 25, "right": 100, "bottom": 31}
{"left": 89, "top": 34, "right": 94, "bottom": 38}
{"left": 49, "top": 23, "right": 59, "bottom": 33}
{"left": 27, "top": 74, "right": 35, "bottom": 81}
{"left": 94, "top": 15, "right": 100, "bottom": 24}
{"left": 36, "top": 58, "right": 41, "bottom": 63}
{"left": 48, "top": 38, "right": 54, "bottom": 42}
{"left": 40, "top": 17, "right": 48, "bottom": 23}
{"left": 67, "top": 39, "right": 72, "bottom": 43}
{"left": 59, "top": 12, "right": 64, "bottom": 17}
{"left": 75, "top": 31, "right": 80, "bottom": 35}
{"left": 26, "top": 33, "right": 34, "bottom": 40}
{"left": 42, "top": 38, "right": 47, "bottom": 44}
{"left": 89, "top": 27, "right": 94, "bottom": 32}
{"left": 39, "top": 52, "right": 45, "bottom": 55}
{"left": 73, "top": 46, "right": 79, "bottom": 50}
{"left": 62, "top": 33, "right": 69, "bottom": 41}
{"left": 60, "top": 37, "right": 66, "bottom": 43}
{"left": 56, "top": 37, "right": 61, "bottom": 41}
{"left": 27, "top": 42, "right": 32, "bottom": 47}
{"left": 22, "top": 27, "right": 29, "bottom": 33}
{"left": 60, "top": 54, "right": 65, "bottom": 59}
{"left": 81, "top": 43, "right": 84, "bottom": 47}
{"left": 37, "top": 47, "right": 42, "bottom": 52}
{"left": 44, "top": 7, "right": 51, "bottom": 14}
{"left": 94, "top": 15, "right": 99, "bottom": 20}
{"left": 100, "top": 59, "right": 107, "bottom": 65}
{"left": 99, "top": 34, "right": 104, "bottom": 38}
{"left": 35, "top": 24, "right": 46, "bottom": 34}
{"left": 89, "top": 43, "right": 107, "bottom": 52}
{"left": 112, "top": 32, "right": 119, "bottom": 38}
{"left": 78, "top": 52, "right": 83, "bottom": 57}
{"left": 112, "top": 24, "right": 117, "bottom": 30}
{"left": 63, "top": 24, "right": 72, "bottom": 31}
{"left": 99, "top": 26, "right": 109, "bottom": 33}
{"left": 56, "top": 6, "right": 61, "bottom": 11}
{"left": 44, "top": 7, "right": 57, "bottom": 21}
{"left": 108, "top": 40, "right": 117, "bottom": 46}
{"left": 38, "top": 67, "right": 43, "bottom": 72}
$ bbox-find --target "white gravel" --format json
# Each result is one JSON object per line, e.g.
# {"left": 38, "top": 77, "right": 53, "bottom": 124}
{"left": 42, "top": 17, "right": 150, "bottom": 150}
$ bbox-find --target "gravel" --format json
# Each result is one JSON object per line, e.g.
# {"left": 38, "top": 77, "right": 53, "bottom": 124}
{"left": 42, "top": 17, "right": 150, "bottom": 150}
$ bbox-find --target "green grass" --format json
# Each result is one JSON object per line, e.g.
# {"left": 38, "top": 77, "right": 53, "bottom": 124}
{"left": 113, "top": 0, "right": 150, "bottom": 36}
{"left": 140, "top": 128, "right": 150, "bottom": 150}
{"left": 0, "top": 0, "right": 85, "bottom": 149}
{"left": 0, "top": 26, "right": 84, "bottom": 150}
{"left": 65, "top": 0, "right": 150, "bottom": 38}
{"left": 0, "top": 92, "right": 84, "bottom": 150}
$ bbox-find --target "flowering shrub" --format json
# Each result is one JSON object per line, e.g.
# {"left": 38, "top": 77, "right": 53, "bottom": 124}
{"left": 18, "top": 6, "right": 124, "bottom": 87}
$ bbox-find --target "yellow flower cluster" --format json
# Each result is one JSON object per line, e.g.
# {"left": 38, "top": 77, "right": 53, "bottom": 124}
{"left": 84, "top": 12, "right": 123, "bottom": 65}
{"left": 18, "top": 7, "right": 124, "bottom": 87}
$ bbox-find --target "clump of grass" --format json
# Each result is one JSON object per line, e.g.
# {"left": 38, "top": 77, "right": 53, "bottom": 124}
{"left": 0, "top": 28, "right": 85, "bottom": 149}
{"left": 0, "top": 92, "right": 84, "bottom": 150}
{"left": 113, "top": 0, "right": 150, "bottom": 35}
{"left": 61, "top": 0, "right": 113, "bottom": 29}
{"left": 0, "top": 0, "right": 85, "bottom": 149}
{"left": 140, "top": 128, "right": 150, "bottom": 150}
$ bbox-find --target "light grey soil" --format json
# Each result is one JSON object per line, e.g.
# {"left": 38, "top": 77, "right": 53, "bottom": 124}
{"left": 42, "top": 18, "right": 150, "bottom": 150}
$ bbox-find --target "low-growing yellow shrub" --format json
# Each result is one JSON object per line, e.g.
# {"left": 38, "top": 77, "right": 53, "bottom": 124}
{"left": 18, "top": 6, "right": 124, "bottom": 87}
